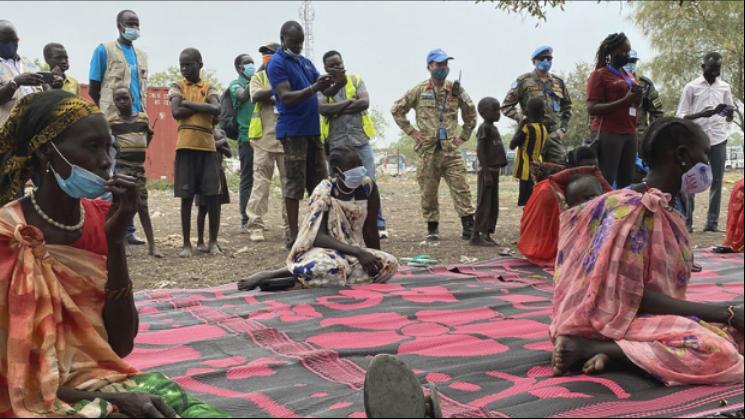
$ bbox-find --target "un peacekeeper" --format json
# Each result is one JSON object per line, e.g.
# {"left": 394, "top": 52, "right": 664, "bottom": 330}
{"left": 624, "top": 49, "right": 664, "bottom": 135}
{"left": 391, "top": 48, "right": 477, "bottom": 242}
{"left": 501, "top": 45, "right": 571, "bottom": 164}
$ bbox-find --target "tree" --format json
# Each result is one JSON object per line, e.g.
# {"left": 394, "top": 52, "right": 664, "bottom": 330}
{"left": 149, "top": 66, "right": 225, "bottom": 91}
{"left": 561, "top": 62, "right": 593, "bottom": 148}
{"left": 368, "top": 107, "right": 389, "bottom": 145}
{"left": 632, "top": 1, "right": 744, "bottom": 131}
{"left": 475, "top": 0, "right": 567, "bottom": 22}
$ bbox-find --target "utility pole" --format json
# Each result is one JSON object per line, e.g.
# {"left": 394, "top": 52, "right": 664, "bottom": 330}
{"left": 298, "top": 0, "right": 315, "bottom": 62}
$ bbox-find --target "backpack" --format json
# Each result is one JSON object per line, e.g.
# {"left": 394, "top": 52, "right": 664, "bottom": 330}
{"left": 219, "top": 87, "right": 239, "bottom": 140}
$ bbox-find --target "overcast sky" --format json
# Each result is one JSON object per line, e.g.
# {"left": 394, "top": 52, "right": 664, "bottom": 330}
{"left": 6, "top": 1, "right": 650, "bottom": 146}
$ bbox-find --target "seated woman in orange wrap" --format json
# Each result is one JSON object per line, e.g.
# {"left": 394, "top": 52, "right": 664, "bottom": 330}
{"left": 714, "top": 178, "right": 744, "bottom": 254}
{"left": 0, "top": 91, "right": 225, "bottom": 418}
{"left": 518, "top": 147, "right": 611, "bottom": 267}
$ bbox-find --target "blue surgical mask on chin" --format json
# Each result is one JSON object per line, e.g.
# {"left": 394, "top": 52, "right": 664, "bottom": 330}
{"left": 534, "top": 59, "right": 552, "bottom": 73}
{"left": 49, "top": 143, "right": 109, "bottom": 199}
{"left": 624, "top": 62, "right": 637, "bottom": 74}
{"left": 123, "top": 27, "right": 140, "bottom": 41}
{"left": 340, "top": 166, "right": 368, "bottom": 190}
{"left": 243, "top": 63, "right": 256, "bottom": 78}
{"left": 284, "top": 48, "right": 299, "bottom": 58}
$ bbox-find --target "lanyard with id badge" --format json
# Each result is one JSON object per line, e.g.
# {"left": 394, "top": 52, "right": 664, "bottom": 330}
{"left": 431, "top": 85, "right": 449, "bottom": 150}
{"left": 607, "top": 64, "right": 637, "bottom": 117}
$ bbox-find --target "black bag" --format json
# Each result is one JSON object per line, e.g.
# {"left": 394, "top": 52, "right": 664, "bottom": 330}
{"left": 219, "top": 87, "right": 239, "bottom": 140}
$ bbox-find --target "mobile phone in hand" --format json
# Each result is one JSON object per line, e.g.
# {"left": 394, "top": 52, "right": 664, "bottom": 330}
{"left": 37, "top": 72, "right": 55, "bottom": 85}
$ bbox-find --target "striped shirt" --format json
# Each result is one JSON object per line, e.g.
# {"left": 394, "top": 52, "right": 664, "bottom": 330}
{"left": 108, "top": 112, "right": 151, "bottom": 165}
{"left": 513, "top": 122, "right": 548, "bottom": 181}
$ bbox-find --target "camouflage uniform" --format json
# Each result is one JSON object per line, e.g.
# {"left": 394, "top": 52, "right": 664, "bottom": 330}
{"left": 501, "top": 71, "right": 572, "bottom": 164}
{"left": 391, "top": 79, "right": 477, "bottom": 222}
{"left": 636, "top": 75, "right": 664, "bottom": 135}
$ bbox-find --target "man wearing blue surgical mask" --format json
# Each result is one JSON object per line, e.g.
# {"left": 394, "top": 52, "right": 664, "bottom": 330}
{"left": 391, "top": 49, "right": 477, "bottom": 242}
{"left": 88, "top": 9, "right": 149, "bottom": 245}
{"left": 502, "top": 45, "right": 572, "bottom": 164}
{"left": 227, "top": 53, "right": 256, "bottom": 232}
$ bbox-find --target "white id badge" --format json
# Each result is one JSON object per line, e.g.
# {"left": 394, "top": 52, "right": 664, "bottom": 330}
{"left": 629, "top": 107, "right": 637, "bottom": 117}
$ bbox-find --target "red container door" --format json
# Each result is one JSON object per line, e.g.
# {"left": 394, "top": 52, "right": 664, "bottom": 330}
{"left": 81, "top": 84, "right": 178, "bottom": 181}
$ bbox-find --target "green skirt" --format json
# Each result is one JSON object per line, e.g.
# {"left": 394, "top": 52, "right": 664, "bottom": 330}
{"left": 73, "top": 372, "right": 228, "bottom": 418}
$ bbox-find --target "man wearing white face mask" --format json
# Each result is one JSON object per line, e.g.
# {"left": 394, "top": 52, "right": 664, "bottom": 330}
{"left": 89, "top": 9, "right": 149, "bottom": 245}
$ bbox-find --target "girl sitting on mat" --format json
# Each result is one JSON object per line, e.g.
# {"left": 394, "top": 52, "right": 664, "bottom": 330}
{"left": 550, "top": 117, "right": 744, "bottom": 385}
{"left": 239, "top": 145, "right": 399, "bottom": 291}
{"left": 0, "top": 91, "right": 225, "bottom": 417}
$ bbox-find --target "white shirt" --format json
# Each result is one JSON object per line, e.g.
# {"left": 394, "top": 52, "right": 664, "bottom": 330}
{"left": 0, "top": 56, "right": 36, "bottom": 97}
{"left": 676, "top": 76, "right": 734, "bottom": 146}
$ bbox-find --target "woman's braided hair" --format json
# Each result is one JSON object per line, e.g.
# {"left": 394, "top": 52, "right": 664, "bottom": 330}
{"left": 640, "top": 117, "right": 706, "bottom": 168}
{"left": 594, "top": 32, "right": 628, "bottom": 70}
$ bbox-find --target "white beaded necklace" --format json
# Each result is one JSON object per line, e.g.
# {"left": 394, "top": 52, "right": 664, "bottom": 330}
{"left": 30, "top": 192, "right": 85, "bottom": 231}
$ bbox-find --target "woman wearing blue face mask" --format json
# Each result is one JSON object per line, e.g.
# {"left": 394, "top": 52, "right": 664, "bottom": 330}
{"left": 239, "top": 144, "right": 399, "bottom": 291}
{"left": 0, "top": 91, "right": 226, "bottom": 417}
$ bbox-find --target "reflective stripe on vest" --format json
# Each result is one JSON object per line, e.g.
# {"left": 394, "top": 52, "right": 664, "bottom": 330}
{"left": 248, "top": 71, "right": 268, "bottom": 140}
{"left": 320, "top": 74, "right": 377, "bottom": 142}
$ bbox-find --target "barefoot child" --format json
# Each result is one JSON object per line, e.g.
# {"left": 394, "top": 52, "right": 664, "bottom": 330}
{"left": 471, "top": 97, "right": 507, "bottom": 247}
{"left": 510, "top": 97, "right": 549, "bottom": 206}
{"left": 196, "top": 129, "right": 232, "bottom": 253}
{"left": 168, "top": 48, "right": 222, "bottom": 257}
{"left": 109, "top": 84, "right": 159, "bottom": 257}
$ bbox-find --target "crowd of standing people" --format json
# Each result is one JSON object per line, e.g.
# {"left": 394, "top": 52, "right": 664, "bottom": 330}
{"left": 0, "top": 8, "right": 743, "bottom": 418}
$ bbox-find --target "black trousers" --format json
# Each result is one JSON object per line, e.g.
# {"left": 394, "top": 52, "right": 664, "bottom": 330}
{"left": 595, "top": 132, "right": 637, "bottom": 189}
{"left": 239, "top": 142, "right": 254, "bottom": 226}
{"left": 518, "top": 178, "right": 534, "bottom": 207}
{"left": 474, "top": 171, "right": 499, "bottom": 234}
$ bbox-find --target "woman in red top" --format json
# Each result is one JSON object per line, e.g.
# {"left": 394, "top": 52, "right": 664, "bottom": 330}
{"left": 586, "top": 32, "right": 643, "bottom": 189}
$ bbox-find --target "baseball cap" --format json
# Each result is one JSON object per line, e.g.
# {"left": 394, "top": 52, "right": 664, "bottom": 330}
{"left": 427, "top": 49, "right": 454, "bottom": 64}
{"left": 259, "top": 42, "right": 281, "bottom": 54}
{"left": 628, "top": 49, "right": 639, "bottom": 62}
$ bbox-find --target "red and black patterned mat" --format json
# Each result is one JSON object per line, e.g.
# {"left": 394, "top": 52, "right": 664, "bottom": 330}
{"left": 128, "top": 251, "right": 744, "bottom": 418}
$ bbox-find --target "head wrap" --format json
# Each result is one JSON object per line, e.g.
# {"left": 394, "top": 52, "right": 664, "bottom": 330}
{"left": 0, "top": 90, "right": 101, "bottom": 205}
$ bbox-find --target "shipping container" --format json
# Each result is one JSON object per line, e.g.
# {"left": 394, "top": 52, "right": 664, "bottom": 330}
{"left": 80, "top": 84, "right": 178, "bottom": 182}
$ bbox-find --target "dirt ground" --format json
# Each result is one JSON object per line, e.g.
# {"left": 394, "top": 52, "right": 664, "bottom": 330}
{"left": 128, "top": 171, "right": 741, "bottom": 290}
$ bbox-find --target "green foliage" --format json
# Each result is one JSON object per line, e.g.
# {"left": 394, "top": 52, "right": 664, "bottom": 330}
{"left": 149, "top": 66, "right": 225, "bottom": 91}
{"left": 32, "top": 58, "right": 50, "bottom": 72}
{"left": 368, "top": 107, "right": 389, "bottom": 144}
{"left": 476, "top": 0, "right": 567, "bottom": 22}
{"left": 632, "top": 1, "right": 744, "bottom": 130}
{"left": 560, "top": 62, "right": 593, "bottom": 148}
{"left": 729, "top": 131, "right": 744, "bottom": 147}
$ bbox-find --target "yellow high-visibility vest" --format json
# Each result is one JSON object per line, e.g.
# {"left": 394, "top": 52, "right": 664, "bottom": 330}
{"left": 320, "top": 74, "right": 377, "bottom": 142}
{"left": 248, "top": 71, "right": 269, "bottom": 140}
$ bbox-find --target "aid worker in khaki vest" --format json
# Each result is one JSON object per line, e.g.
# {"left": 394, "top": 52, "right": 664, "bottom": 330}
{"left": 88, "top": 9, "right": 149, "bottom": 245}
{"left": 88, "top": 9, "right": 148, "bottom": 119}
{"left": 246, "top": 42, "right": 289, "bottom": 243}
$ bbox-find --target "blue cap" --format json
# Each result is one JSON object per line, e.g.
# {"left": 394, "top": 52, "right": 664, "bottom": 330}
{"left": 427, "top": 49, "right": 453, "bottom": 64}
{"left": 628, "top": 49, "right": 639, "bottom": 62}
{"left": 531, "top": 45, "right": 553, "bottom": 60}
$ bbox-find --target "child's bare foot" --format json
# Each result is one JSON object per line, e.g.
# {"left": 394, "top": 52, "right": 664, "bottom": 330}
{"left": 148, "top": 246, "right": 163, "bottom": 258}
{"left": 582, "top": 353, "right": 611, "bottom": 374}
{"left": 196, "top": 242, "right": 208, "bottom": 253}
{"left": 238, "top": 271, "right": 277, "bottom": 291}
{"left": 208, "top": 242, "right": 222, "bottom": 255}
{"left": 552, "top": 336, "right": 593, "bottom": 376}
{"left": 179, "top": 246, "right": 193, "bottom": 258}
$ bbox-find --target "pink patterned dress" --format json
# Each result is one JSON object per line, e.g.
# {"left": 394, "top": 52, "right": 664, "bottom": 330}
{"left": 550, "top": 188, "right": 743, "bottom": 386}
